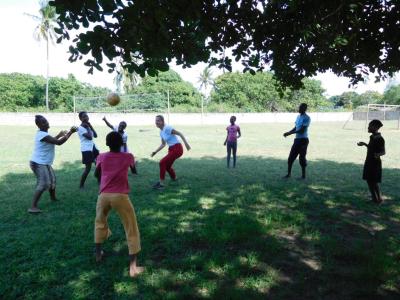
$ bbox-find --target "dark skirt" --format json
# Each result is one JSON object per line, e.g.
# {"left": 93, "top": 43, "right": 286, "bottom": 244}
{"left": 81, "top": 146, "right": 99, "bottom": 164}
{"left": 362, "top": 158, "right": 382, "bottom": 183}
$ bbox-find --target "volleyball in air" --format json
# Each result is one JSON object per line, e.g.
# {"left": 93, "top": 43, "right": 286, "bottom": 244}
{"left": 107, "top": 92, "right": 121, "bottom": 106}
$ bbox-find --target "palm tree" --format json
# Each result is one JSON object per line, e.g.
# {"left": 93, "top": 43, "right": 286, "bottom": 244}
{"left": 114, "top": 56, "right": 142, "bottom": 94}
{"left": 25, "top": 0, "right": 58, "bottom": 110}
{"left": 198, "top": 66, "right": 214, "bottom": 96}
{"left": 114, "top": 64, "right": 142, "bottom": 94}
{"left": 197, "top": 66, "right": 214, "bottom": 115}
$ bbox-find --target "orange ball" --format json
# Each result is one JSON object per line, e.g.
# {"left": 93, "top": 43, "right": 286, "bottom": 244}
{"left": 107, "top": 93, "right": 120, "bottom": 106}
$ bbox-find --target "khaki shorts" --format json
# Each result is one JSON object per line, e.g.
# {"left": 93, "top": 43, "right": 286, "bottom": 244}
{"left": 30, "top": 161, "right": 56, "bottom": 191}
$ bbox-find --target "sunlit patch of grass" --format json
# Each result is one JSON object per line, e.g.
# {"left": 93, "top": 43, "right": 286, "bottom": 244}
{"left": 1, "top": 123, "right": 400, "bottom": 299}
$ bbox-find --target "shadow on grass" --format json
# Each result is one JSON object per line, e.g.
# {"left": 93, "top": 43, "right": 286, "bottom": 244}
{"left": 0, "top": 156, "right": 399, "bottom": 299}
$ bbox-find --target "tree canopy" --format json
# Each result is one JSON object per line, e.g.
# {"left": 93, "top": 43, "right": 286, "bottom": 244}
{"left": 0, "top": 73, "right": 110, "bottom": 111}
{"left": 50, "top": 0, "right": 400, "bottom": 88}
{"left": 134, "top": 70, "right": 202, "bottom": 108}
{"left": 210, "top": 72, "right": 327, "bottom": 112}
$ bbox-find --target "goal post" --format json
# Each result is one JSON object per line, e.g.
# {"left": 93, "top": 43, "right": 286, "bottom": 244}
{"left": 73, "top": 92, "right": 169, "bottom": 113}
{"left": 343, "top": 103, "right": 400, "bottom": 130}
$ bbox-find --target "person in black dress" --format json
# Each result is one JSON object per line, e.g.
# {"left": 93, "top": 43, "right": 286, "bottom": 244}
{"left": 357, "top": 119, "right": 385, "bottom": 204}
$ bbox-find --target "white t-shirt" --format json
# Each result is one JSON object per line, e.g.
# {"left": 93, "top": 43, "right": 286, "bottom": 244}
{"left": 31, "top": 131, "right": 55, "bottom": 165}
{"left": 160, "top": 125, "right": 180, "bottom": 147}
{"left": 113, "top": 126, "right": 129, "bottom": 152}
{"left": 78, "top": 125, "right": 96, "bottom": 152}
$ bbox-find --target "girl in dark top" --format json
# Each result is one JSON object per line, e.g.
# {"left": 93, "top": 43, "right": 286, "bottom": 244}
{"left": 357, "top": 119, "right": 386, "bottom": 204}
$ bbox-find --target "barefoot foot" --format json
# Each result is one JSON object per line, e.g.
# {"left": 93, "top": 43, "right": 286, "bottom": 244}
{"left": 129, "top": 266, "right": 144, "bottom": 278}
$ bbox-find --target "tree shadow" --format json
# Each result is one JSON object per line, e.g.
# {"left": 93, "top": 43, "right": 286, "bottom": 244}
{"left": 0, "top": 156, "right": 399, "bottom": 299}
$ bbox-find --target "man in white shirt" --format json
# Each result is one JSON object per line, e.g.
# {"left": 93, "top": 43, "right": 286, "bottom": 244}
{"left": 78, "top": 111, "right": 99, "bottom": 189}
{"left": 29, "top": 115, "right": 76, "bottom": 213}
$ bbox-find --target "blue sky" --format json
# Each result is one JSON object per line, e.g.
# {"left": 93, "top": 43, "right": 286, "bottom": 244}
{"left": 0, "top": 0, "right": 394, "bottom": 96}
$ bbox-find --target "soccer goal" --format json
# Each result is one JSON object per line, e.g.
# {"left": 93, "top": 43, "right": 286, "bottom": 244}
{"left": 343, "top": 104, "right": 400, "bottom": 130}
{"left": 73, "top": 92, "right": 169, "bottom": 114}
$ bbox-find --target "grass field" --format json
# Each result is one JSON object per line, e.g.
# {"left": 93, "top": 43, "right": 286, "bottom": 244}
{"left": 1, "top": 122, "right": 399, "bottom": 299}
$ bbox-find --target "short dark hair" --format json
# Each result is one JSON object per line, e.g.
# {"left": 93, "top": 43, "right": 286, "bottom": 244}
{"left": 369, "top": 119, "right": 383, "bottom": 129}
{"left": 78, "top": 111, "right": 87, "bottom": 120}
{"left": 156, "top": 115, "right": 164, "bottom": 122}
{"left": 106, "top": 131, "right": 123, "bottom": 151}
{"left": 35, "top": 115, "right": 45, "bottom": 126}
{"left": 300, "top": 103, "right": 308, "bottom": 110}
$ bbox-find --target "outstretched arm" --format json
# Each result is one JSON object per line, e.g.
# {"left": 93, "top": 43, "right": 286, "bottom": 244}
{"left": 284, "top": 124, "right": 308, "bottom": 137}
{"left": 55, "top": 130, "right": 68, "bottom": 139}
{"left": 172, "top": 129, "right": 191, "bottom": 150}
{"left": 102, "top": 116, "right": 114, "bottom": 130}
{"left": 151, "top": 139, "right": 166, "bottom": 157}
{"left": 357, "top": 141, "right": 368, "bottom": 147}
{"left": 283, "top": 127, "right": 296, "bottom": 137}
{"left": 42, "top": 127, "right": 77, "bottom": 145}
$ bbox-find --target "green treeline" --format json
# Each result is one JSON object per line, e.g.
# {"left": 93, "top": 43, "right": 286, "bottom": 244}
{"left": 0, "top": 73, "right": 110, "bottom": 111}
{"left": 0, "top": 71, "right": 399, "bottom": 112}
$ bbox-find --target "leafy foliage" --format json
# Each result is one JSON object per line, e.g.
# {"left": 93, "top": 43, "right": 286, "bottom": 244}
{"left": 210, "top": 72, "right": 327, "bottom": 112}
{"left": 50, "top": 0, "right": 400, "bottom": 88}
{"left": 383, "top": 85, "right": 400, "bottom": 105}
{"left": 331, "top": 90, "right": 387, "bottom": 109}
{"left": 0, "top": 73, "right": 110, "bottom": 111}
{"left": 134, "top": 70, "right": 202, "bottom": 108}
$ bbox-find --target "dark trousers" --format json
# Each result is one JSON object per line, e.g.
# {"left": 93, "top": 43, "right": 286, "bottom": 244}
{"left": 288, "top": 138, "right": 309, "bottom": 175}
{"left": 227, "top": 141, "right": 237, "bottom": 167}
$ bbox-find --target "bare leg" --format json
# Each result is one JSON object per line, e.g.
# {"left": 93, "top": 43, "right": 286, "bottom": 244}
{"left": 80, "top": 164, "right": 92, "bottom": 188}
{"left": 129, "top": 254, "right": 144, "bottom": 277}
{"left": 286, "top": 147, "right": 298, "bottom": 178}
{"left": 49, "top": 188, "right": 57, "bottom": 201}
{"left": 299, "top": 141, "right": 308, "bottom": 179}
{"left": 232, "top": 142, "right": 237, "bottom": 168}
{"left": 30, "top": 189, "right": 45, "bottom": 211}
{"left": 367, "top": 181, "right": 378, "bottom": 202}
{"left": 227, "top": 143, "right": 232, "bottom": 168}
{"left": 374, "top": 183, "right": 383, "bottom": 203}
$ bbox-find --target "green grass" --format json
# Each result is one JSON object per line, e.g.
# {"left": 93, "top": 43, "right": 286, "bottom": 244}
{"left": 0, "top": 122, "right": 400, "bottom": 299}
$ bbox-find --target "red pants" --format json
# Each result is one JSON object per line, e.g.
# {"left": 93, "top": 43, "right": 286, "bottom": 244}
{"left": 160, "top": 143, "right": 183, "bottom": 180}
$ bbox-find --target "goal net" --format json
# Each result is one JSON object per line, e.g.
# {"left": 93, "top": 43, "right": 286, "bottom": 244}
{"left": 343, "top": 104, "right": 400, "bottom": 130}
{"left": 73, "top": 92, "right": 168, "bottom": 114}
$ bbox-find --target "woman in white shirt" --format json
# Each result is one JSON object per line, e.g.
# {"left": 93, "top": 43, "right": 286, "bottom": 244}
{"left": 78, "top": 111, "right": 99, "bottom": 189}
{"left": 29, "top": 115, "right": 76, "bottom": 213}
{"left": 151, "top": 115, "right": 191, "bottom": 189}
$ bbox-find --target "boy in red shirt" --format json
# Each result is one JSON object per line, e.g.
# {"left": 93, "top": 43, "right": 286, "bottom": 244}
{"left": 94, "top": 132, "right": 143, "bottom": 277}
